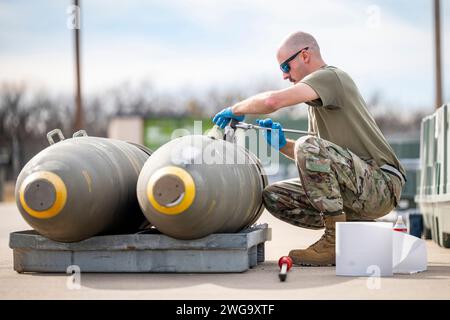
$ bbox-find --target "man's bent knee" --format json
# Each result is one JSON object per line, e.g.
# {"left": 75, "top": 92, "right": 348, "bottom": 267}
{"left": 262, "top": 184, "right": 279, "bottom": 209}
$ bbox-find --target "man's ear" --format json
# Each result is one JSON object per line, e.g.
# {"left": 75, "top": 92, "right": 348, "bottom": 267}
{"left": 301, "top": 51, "right": 310, "bottom": 64}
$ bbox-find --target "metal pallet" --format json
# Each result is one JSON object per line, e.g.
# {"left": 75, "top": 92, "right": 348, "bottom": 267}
{"left": 9, "top": 224, "right": 271, "bottom": 273}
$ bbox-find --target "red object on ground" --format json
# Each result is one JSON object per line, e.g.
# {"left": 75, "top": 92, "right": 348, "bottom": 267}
{"left": 278, "top": 256, "right": 293, "bottom": 282}
{"left": 278, "top": 256, "right": 293, "bottom": 270}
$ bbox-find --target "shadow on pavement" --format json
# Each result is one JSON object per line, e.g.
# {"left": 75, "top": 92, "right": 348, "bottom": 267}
{"left": 21, "top": 263, "right": 450, "bottom": 291}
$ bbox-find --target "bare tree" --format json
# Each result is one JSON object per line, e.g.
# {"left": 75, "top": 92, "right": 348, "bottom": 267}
{"left": 0, "top": 83, "right": 30, "bottom": 178}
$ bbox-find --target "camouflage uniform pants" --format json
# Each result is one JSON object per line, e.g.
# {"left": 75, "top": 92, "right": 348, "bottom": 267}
{"left": 262, "top": 135, "right": 403, "bottom": 229}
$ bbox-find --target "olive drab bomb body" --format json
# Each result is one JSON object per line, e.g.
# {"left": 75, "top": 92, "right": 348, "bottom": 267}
{"left": 15, "top": 129, "right": 152, "bottom": 242}
{"left": 137, "top": 134, "right": 268, "bottom": 239}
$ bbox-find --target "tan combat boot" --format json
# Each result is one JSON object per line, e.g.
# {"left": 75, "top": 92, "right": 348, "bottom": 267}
{"left": 289, "top": 212, "right": 346, "bottom": 266}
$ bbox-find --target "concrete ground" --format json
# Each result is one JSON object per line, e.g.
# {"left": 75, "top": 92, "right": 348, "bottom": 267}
{"left": 0, "top": 201, "right": 449, "bottom": 300}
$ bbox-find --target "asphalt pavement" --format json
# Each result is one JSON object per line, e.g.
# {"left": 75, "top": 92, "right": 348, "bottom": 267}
{"left": 1, "top": 201, "right": 449, "bottom": 300}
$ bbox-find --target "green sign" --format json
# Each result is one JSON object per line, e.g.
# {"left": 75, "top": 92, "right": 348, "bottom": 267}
{"left": 144, "top": 118, "right": 214, "bottom": 151}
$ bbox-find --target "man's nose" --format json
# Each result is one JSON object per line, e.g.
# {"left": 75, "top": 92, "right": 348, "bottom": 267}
{"left": 282, "top": 72, "right": 290, "bottom": 80}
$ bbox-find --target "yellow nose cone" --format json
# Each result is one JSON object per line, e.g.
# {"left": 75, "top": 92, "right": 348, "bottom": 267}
{"left": 146, "top": 166, "right": 196, "bottom": 215}
{"left": 19, "top": 171, "right": 67, "bottom": 219}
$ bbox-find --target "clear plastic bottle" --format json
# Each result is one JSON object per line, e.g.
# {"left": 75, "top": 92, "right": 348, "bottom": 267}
{"left": 393, "top": 215, "right": 408, "bottom": 233}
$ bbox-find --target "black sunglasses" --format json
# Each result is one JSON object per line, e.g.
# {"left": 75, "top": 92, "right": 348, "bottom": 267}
{"left": 279, "top": 47, "right": 309, "bottom": 73}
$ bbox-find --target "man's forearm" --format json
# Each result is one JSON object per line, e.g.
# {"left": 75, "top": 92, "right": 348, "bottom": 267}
{"left": 279, "top": 139, "right": 296, "bottom": 160}
{"left": 231, "top": 91, "right": 276, "bottom": 116}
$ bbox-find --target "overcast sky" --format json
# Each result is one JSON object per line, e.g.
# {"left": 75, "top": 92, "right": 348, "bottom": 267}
{"left": 0, "top": 0, "right": 448, "bottom": 112}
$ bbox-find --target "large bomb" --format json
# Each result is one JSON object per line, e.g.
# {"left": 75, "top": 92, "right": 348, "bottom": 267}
{"left": 15, "top": 129, "right": 152, "bottom": 242}
{"left": 137, "top": 134, "right": 267, "bottom": 239}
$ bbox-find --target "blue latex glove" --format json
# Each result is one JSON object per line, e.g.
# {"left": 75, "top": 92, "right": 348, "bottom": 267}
{"left": 212, "top": 107, "right": 245, "bottom": 129}
{"left": 256, "top": 118, "right": 287, "bottom": 150}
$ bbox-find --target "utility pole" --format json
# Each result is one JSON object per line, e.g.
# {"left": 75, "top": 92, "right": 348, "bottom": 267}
{"left": 73, "top": 0, "right": 84, "bottom": 130}
{"left": 434, "top": 0, "right": 443, "bottom": 109}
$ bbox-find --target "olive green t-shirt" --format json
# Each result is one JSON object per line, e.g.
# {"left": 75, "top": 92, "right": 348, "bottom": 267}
{"left": 300, "top": 65, "right": 406, "bottom": 177}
